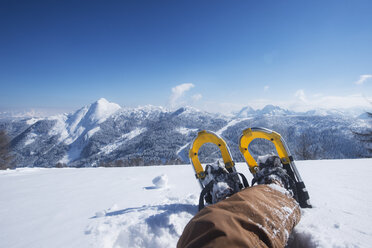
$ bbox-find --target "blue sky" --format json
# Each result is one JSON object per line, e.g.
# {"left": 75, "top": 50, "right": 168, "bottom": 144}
{"left": 0, "top": 0, "right": 371, "bottom": 114}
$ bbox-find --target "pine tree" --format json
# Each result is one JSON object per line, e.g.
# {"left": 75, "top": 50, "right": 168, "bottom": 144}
{"left": 0, "top": 130, "right": 14, "bottom": 170}
{"left": 354, "top": 112, "right": 372, "bottom": 154}
{"left": 295, "top": 132, "right": 318, "bottom": 160}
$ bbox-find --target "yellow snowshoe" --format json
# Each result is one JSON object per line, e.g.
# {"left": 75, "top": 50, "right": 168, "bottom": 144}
{"left": 189, "top": 130, "right": 249, "bottom": 210}
{"left": 239, "top": 127, "right": 312, "bottom": 208}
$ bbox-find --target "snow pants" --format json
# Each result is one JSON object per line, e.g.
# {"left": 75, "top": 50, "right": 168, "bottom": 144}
{"left": 177, "top": 184, "right": 301, "bottom": 248}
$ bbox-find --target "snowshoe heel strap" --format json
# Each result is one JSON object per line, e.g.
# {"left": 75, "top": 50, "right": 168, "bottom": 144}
{"left": 198, "top": 180, "right": 214, "bottom": 211}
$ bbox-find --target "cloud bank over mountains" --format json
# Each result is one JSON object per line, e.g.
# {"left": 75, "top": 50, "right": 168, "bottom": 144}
{"left": 1, "top": 76, "right": 371, "bottom": 119}
{"left": 165, "top": 81, "right": 371, "bottom": 115}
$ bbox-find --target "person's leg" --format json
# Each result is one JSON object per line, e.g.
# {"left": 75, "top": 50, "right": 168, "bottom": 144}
{"left": 177, "top": 184, "right": 300, "bottom": 248}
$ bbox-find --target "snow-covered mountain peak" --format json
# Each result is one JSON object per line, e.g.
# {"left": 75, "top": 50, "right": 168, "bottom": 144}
{"left": 235, "top": 105, "right": 293, "bottom": 118}
{"left": 171, "top": 106, "right": 225, "bottom": 120}
{"left": 85, "top": 98, "right": 121, "bottom": 124}
{"left": 135, "top": 104, "right": 168, "bottom": 113}
{"left": 47, "top": 98, "right": 121, "bottom": 147}
{"left": 259, "top": 105, "right": 292, "bottom": 115}
{"left": 261, "top": 104, "right": 280, "bottom": 112}
{"left": 172, "top": 106, "right": 201, "bottom": 116}
{"left": 113, "top": 104, "right": 169, "bottom": 121}
{"left": 235, "top": 106, "right": 255, "bottom": 118}
{"left": 130, "top": 105, "right": 168, "bottom": 118}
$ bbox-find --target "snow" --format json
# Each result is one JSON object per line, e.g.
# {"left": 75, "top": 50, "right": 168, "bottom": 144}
{"left": 45, "top": 99, "right": 122, "bottom": 163}
{"left": 176, "top": 127, "right": 197, "bottom": 135}
{"left": 293, "top": 159, "right": 372, "bottom": 248}
{"left": 48, "top": 114, "right": 69, "bottom": 142}
{"left": 48, "top": 98, "right": 120, "bottom": 145}
{"left": 100, "top": 128, "right": 146, "bottom": 155}
{"left": 212, "top": 182, "right": 231, "bottom": 203}
{"left": 26, "top": 117, "right": 42, "bottom": 125}
{"left": 202, "top": 162, "right": 226, "bottom": 187}
{"left": 257, "top": 153, "right": 276, "bottom": 165}
{"left": 152, "top": 174, "right": 168, "bottom": 188}
{"left": 85, "top": 127, "right": 100, "bottom": 140}
{"left": 116, "top": 105, "right": 168, "bottom": 120}
{"left": 59, "top": 155, "right": 70, "bottom": 164}
{"left": 122, "top": 127, "right": 146, "bottom": 140}
{"left": 268, "top": 183, "right": 292, "bottom": 196}
{"left": 177, "top": 142, "right": 189, "bottom": 155}
{"left": 1, "top": 158, "right": 372, "bottom": 248}
{"left": 24, "top": 132, "right": 37, "bottom": 146}
{"left": 87, "top": 98, "right": 121, "bottom": 124}
{"left": 216, "top": 119, "right": 240, "bottom": 135}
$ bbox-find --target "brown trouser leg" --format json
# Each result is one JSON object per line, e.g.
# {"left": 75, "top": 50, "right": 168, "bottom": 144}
{"left": 177, "top": 184, "right": 301, "bottom": 248}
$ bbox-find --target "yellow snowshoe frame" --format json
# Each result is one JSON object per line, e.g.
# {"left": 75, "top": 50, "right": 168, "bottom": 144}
{"left": 239, "top": 127, "right": 292, "bottom": 174}
{"left": 189, "top": 130, "right": 235, "bottom": 180}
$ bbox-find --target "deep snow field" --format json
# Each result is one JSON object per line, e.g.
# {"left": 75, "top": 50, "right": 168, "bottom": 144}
{"left": 1, "top": 158, "right": 371, "bottom": 248}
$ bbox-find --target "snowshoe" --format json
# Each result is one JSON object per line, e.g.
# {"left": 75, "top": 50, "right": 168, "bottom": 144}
{"left": 189, "top": 130, "right": 249, "bottom": 210}
{"left": 239, "top": 127, "right": 312, "bottom": 208}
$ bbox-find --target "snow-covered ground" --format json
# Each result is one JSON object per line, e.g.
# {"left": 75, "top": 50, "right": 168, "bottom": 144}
{"left": 0, "top": 159, "right": 371, "bottom": 248}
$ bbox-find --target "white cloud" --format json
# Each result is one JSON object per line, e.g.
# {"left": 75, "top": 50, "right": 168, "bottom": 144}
{"left": 192, "top": 94, "right": 202, "bottom": 101}
{"left": 169, "top": 83, "right": 195, "bottom": 108}
{"left": 287, "top": 93, "right": 371, "bottom": 112}
{"left": 354, "top": 74, "right": 372, "bottom": 85}
{"left": 294, "top": 89, "right": 307, "bottom": 102}
{"left": 264, "top": 85, "right": 269, "bottom": 91}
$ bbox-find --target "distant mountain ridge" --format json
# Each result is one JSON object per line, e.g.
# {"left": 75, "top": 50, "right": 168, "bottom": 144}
{"left": 0, "top": 98, "right": 370, "bottom": 168}
{"left": 235, "top": 104, "right": 366, "bottom": 118}
{"left": 235, "top": 105, "right": 295, "bottom": 118}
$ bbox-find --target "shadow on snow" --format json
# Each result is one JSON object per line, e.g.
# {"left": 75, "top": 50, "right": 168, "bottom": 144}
{"left": 91, "top": 203, "right": 198, "bottom": 219}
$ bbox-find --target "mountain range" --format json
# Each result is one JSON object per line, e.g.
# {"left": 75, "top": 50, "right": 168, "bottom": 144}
{"left": 0, "top": 98, "right": 370, "bottom": 168}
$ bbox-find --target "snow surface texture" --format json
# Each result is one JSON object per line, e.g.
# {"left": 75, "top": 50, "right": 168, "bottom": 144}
{"left": 1, "top": 159, "right": 372, "bottom": 248}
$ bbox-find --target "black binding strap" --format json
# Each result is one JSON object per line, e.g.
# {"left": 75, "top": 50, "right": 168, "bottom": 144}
{"left": 238, "top": 173, "right": 249, "bottom": 188}
{"left": 198, "top": 172, "right": 251, "bottom": 211}
{"left": 251, "top": 177, "right": 257, "bottom": 186}
{"left": 198, "top": 180, "right": 214, "bottom": 211}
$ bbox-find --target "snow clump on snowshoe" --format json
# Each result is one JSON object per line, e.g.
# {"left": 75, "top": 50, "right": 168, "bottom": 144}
{"left": 202, "top": 161, "right": 242, "bottom": 204}
{"left": 254, "top": 154, "right": 296, "bottom": 197}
